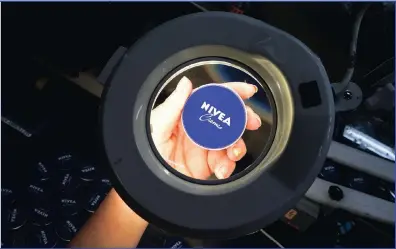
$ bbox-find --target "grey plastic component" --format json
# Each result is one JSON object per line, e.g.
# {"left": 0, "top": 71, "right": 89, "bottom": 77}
{"left": 295, "top": 198, "right": 320, "bottom": 219}
{"left": 332, "top": 82, "right": 363, "bottom": 112}
{"left": 305, "top": 178, "right": 394, "bottom": 224}
{"left": 365, "top": 83, "right": 395, "bottom": 111}
{"left": 97, "top": 46, "right": 127, "bottom": 85}
{"left": 101, "top": 12, "right": 334, "bottom": 238}
{"left": 328, "top": 141, "right": 394, "bottom": 182}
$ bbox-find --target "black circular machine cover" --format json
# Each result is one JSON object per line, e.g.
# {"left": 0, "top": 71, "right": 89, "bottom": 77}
{"left": 100, "top": 12, "right": 334, "bottom": 239}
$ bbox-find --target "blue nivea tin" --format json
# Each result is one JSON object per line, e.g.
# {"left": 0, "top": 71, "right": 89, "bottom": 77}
{"left": 182, "top": 83, "right": 247, "bottom": 150}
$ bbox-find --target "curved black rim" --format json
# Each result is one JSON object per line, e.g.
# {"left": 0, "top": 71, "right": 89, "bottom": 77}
{"left": 100, "top": 11, "right": 334, "bottom": 239}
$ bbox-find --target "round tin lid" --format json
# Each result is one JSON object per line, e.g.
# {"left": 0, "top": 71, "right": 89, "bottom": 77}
{"left": 182, "top": 84, "right": 247, "bottom": 151}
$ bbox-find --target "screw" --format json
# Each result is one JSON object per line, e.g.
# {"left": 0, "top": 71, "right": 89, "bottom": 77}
{"left": 344, "top": 90, "right": 353, "bottom": 100}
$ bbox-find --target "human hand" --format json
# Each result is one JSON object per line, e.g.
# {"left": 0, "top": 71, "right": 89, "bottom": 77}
{"left": 150, "top": 77, "right": 262, "bottom": 180}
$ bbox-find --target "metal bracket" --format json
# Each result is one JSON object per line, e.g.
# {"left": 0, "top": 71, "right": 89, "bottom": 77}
{"left": 306, "top": 178, "right": 394, "bottom": 224}
{"left": 332, "top": 82, "right": 363, "bottom": 112}
{"left": 328, "top": 140, "right": 394, "bottom": 182}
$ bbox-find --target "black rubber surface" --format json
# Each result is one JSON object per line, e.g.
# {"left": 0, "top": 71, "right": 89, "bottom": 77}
{"left": 101, "top": 12, "right": 334, "bottom": 239}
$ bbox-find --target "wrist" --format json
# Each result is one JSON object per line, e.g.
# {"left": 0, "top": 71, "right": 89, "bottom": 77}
{"left": 107, "top": 188, "right": 149, "bottom": 228}
{"left": 70, "top": 188, "right": 148, "bottom": 248}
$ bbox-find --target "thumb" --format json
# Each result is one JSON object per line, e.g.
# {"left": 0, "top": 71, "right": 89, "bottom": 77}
{"left": 151, "top": 76, "right": 193, "bottom": 142}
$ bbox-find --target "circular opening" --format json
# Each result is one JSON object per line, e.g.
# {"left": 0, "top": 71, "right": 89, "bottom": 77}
{"left": 147, "top": 58, "right": 277, "bottom": 184}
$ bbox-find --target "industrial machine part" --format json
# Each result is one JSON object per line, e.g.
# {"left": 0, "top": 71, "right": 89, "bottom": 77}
{"left": 100, "top": 12, "right": 334, "bottom": 238}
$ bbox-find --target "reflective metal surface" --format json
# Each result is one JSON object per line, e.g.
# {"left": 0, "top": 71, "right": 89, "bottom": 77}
{"left": 150, "top": 60, "right": 276, "bottom": 180}
{"left": 343, "top": 125, "right": 395, "bottom": 161}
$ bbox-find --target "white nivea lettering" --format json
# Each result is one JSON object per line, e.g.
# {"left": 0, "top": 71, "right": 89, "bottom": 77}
{"left": 59, "top": 155, "right": 71, "bottom": 160}
{"left": 224, "top": 117, "right": 231, "bottom": 126}
{"left": 199, "top": 114, "right": 223, "bottom": 129}
{"left": 212, "top": 108, "right": 221, "bottom": 117}
{"left": 82, "top": 167, "right": 95, "bottom": 173}
{"left": 90, "top": 195, "right": 100, "bottom": 206}
{"left": 34, "top": 208, "right": 48, "bottom": 218}
{"left": 62, "top": 174, "right": 70, "bottom": 186}
{"left": 11, "top": 209, "right": 17, "bottom": 222}
{"left": 199, "top": 102, "right": 231, "bottom": 129}
{"left": 201, "top": 102, "right": 210, "bottom": 111}
{"left": 41, "top": 230, "right": 48, "bottom": 245}
{"left": 61, "top": 199, "right": 76, "bottom": 204}
{"left": 38, "top": 162, "right": 47, "bottom": 173}
{"left": 2, "top": 188, "right": 12, "bottom": 194}
{"left": 67, "top": 220, "right": 77, "bottom": 233}
{"left": 29, "top": 185, "right": 43, "bottom": 193}
{"left": 171, "top": 241, "right": 182, "bottom": 248}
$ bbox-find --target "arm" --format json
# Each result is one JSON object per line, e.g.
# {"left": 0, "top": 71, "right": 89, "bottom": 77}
{"left": 69, "top": 188, "right": 148, "bottom": 248}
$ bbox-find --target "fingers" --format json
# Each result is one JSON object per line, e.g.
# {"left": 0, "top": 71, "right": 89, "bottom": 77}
{"left": 208, "top": 150, "right": 236, "bottom": 179}
{"left": 172, "top": 127, "right": 192, "bottom": 177}
{"left": 151, "top": 77, "right": 193, "bottom": 142}
{"left": 182, "top": 132, "right": 212, "bottom": 180}
{"left": 245, "top": 105, "right": 261, "bottom": 130}
{"left": 221, "top": 82, "right": 262, "bottom": 130}
{"left": 158, "top": 76, "right": 193, "bottom": 119}
{"left": 169, "top": 160, "right": 192, "bottom": 178}
{"left": 220, "top": 83, "right": 258, "bottom": 167}
{"left": 226, "top": 138, "right": 247, "bottom": 162}
{"left": 222, "top": 82, "right": 258, "bottom": 100}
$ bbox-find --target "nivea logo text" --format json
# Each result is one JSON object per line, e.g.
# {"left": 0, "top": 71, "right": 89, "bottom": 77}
{"left": 199, "top": 102, "right": 231, "bottom": 129}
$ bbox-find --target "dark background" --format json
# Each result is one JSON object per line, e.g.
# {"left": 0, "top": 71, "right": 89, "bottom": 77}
{"left": 2, "top": 2, "right": 394, "bottom": 84}
{"left": 1, "top": 2, "right": 395, "bottom": 248}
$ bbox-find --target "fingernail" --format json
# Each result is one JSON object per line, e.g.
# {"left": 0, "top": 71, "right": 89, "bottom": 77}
{"left": 252, "top": 85, "right": 258, "bottom": 93}
{"left": 256, "top": 115, "right": 261, "bottom": 126}
{"left": 255, "top": 114, "right": 262, "bottom": 126}
{"left": 215, "top": 166, "right": 227, "bottom": 179}
{"left": 233, "top": 147, "right": 241, "bottom": 158}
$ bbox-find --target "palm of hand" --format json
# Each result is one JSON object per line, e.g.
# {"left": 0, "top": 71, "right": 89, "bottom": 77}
{"left": 163, "top": 121, "right": 231, "bottom": 180}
